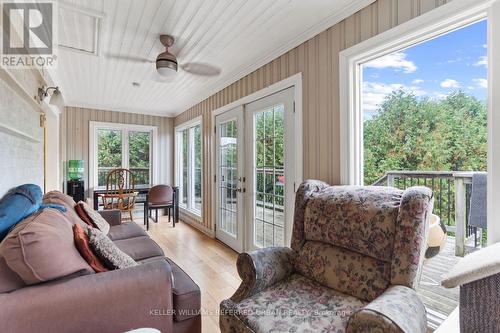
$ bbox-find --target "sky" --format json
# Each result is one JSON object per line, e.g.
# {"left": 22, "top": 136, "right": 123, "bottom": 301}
{"left": 362, "top": 19, "right": 487, "bottom": 116}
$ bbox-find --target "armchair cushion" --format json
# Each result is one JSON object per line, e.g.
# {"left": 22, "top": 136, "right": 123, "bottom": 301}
{"left": 231, "top": 247, "right": 294, "bottom": 302}
{"left": 303, "top": 186, "right": 402, "bottom": 262}
{"left": 222, "top": 274, "right": 366, "bottom": 333}
{"left": 346, "top": 285, "right": 427, "bottom": 333}
{"left": 295, "top": 241, "right": 390, "bottom": 301}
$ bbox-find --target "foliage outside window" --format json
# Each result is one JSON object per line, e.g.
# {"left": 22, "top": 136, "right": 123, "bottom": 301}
{"left": 177, "top": 123, "right": 202, "bottom": 216}
{"left": 96, "top": 127, "right": 152, "bottom": 188}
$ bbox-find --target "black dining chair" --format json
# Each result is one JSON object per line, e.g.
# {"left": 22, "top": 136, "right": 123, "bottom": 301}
{"left": 144, "top": 185, "right": 176, "bottom": 230}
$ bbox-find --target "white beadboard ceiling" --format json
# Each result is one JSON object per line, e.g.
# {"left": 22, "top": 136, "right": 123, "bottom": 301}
{"left": 51, "top": 0, "right": 373, "bottom": 116}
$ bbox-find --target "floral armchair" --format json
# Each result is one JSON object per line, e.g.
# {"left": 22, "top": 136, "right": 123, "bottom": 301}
{"left": 220, "top": 180, "right": 434, "bottom": 333}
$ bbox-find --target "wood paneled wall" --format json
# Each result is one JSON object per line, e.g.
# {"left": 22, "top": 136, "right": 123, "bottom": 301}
{"left": 174, "top": 0, "right": 451, "bottom": 233}
{"left": 62, "top": 107, "right": 174, "bottom": 196}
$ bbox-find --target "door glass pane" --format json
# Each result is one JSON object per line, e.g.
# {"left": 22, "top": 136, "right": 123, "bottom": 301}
{"left": 193, "top": 125, "right": 202, "bottom": 212}
{"left": 182, "top": 129, "right": 189, "bottom": 206}
{"left": 97, "top": 129, "right": 122, "bottom": 187}
{"left": 254, "top": 105, "right": 285, "bottom": 247}
{"left": 128, "top": 131, "right": 150, "bottom": 186}
{"left": 219, "top": 120, "right": 238, "bottom": 236}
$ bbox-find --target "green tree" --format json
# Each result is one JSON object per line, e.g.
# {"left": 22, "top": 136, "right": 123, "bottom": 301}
{"left": 364, "top": 90, "right": 487, "bottom": 185}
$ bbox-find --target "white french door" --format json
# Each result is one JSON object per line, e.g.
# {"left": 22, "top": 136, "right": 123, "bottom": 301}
{"left": 215, "top": 106, "right": 245, "bottom": 252}
{"left": 215, "top": 88, "right": 296, "bottom": 252}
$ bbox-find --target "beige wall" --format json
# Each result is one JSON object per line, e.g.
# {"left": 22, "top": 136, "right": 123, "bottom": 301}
{"left": 61, "top": 107, "right": 174, "bottom": 197}
{"left": 174, "top": 0, "right": 451, "bottom": 233}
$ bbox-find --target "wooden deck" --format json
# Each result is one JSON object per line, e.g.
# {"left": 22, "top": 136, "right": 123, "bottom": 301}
{"left": 419, "top": 236, "right": 461, "bottom": 325}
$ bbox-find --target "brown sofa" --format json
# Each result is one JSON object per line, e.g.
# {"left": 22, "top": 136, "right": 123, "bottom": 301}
{"left": 0, "top": 197, "right": 201, "bottom": 333}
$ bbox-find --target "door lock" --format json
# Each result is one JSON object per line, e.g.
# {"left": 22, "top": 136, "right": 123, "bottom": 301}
{"left": 236, "top": 188, "right": 246, "bottom": 193}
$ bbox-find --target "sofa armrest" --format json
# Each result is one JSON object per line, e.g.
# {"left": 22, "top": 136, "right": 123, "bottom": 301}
{"left": 230, "top": 246, "right": 294, "bottom": 302}
{"left": 98, "top": 209, "right": 122, "bottom": 226}
{"left": 346, "top": 285, "right": 427, "bottom": 333}
{"left": 0, "top": 260, "right": 173, "bottom": 333}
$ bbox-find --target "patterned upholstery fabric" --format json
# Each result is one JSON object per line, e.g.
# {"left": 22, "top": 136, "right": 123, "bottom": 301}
{"left": 221, "top": 180, "right": 433, "bottom": 333}
{"left": 224, "top": 274, "right": 366, "bottom": 333}
{"left": 391, "top": 186, "right": 433, "bottom": 288}
{"left": 347, "top": 285, "right": 427, "bottom": 333}
{"left": 303, "top": 186, "right": 402, "bottom": 262}
{"left": 295, "top": 241, "right": 390, "bottom": 301}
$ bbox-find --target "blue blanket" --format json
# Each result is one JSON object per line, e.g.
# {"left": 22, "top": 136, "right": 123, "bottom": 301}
{"left": 0, "top": 184, "right": 66, "bottom": 240}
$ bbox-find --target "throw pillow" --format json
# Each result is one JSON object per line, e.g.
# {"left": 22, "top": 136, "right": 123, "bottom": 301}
{"left": 0, "top": 208, "right": 94, "bottom": 285}
{"left": 78, "top": 201, "right": 111, "bottom": 235}
{"left": 74, "top": 203, "right": 97, "bottom": 228}
{"left": 43, "top": 191, "right": 87, "bottom": 227}
{"left": 73, "top": 224, "right": 108, "bottom": 273}
{"left": 0, "top": 184, "right": 66, "bottom": 241}
{"left": 87, "top": 227, "right": 137, "bottom": 270}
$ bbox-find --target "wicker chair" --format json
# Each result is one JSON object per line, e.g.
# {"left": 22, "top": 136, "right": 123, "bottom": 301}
{"left": 99, "top": 168, "right": 138, "bottom": 221}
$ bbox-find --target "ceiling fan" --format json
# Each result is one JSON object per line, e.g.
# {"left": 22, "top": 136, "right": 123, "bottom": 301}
{"left": 106, "top": 34, "right": 221, "bottom": 82}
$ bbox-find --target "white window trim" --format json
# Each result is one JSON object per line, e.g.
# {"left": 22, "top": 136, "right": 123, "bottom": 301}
{"left": 210, "top": 73, "right": 303, "bottom": 248}
{"left": 339, "top": 0, "right": 500, "bottom": 244}
{"left": 174, "top": 116, "right": 203, "bottom": 217}
{"left": 89, "top": 121, "right": 158, "bottom": 193}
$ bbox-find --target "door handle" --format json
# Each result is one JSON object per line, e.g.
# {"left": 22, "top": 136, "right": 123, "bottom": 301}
{"left": 236, "top": 188, "right": 246, "bottom": 193}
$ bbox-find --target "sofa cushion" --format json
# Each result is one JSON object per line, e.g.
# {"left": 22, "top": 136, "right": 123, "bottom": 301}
{"left": 166, "top": 258, "right": 201, "bottom": 322}
{"left": 79, "top": 201, "right": 110, "bottom": 235}
{"left": 87, "top": 227, "right": 137, "bottom": 270}
{"left": 224, "top": 274, "right": 366, "bottom": 333}
{"left": 73, "top": 224, "right": 108, "bottom": 273}
{"left": 0, "top": 208, "right": 94, "bottom": 284}
{"left": 108, "top": 222, "right": 148, "bottom": 241}
{"left": 114, "top": 236, "right": 164, "bottom": 261}
{"left": 303, "top": 186, "right": 402, "bottom": 262}
{"left": 0, "top": 255, "right": 25, "bottom": 293}
{"left": 43, "top": 191, "right": 86, "bottom": 227}
{"left": 294, "top": 241, "right": 390, "bottom": 301}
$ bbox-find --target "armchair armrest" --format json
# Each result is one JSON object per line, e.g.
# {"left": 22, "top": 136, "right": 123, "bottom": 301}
{"left": 346, "top": 285, "right": 427, "bottom": 333}
{"left": 230, "top": 246, "right": 295, "bottom": 302}
{"left": 98, "top": 209, "right": 122, "bottom": 226}
{"left": 0, "top": 259, "right": 173, "bottom": 333}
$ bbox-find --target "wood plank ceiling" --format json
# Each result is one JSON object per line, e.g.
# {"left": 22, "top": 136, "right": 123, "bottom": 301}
{"left": 51, "top": 0, "right": 371, "bottom": 116}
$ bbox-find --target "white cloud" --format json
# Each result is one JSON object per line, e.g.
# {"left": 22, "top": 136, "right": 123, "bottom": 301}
{"left": 362, "top": 81, "right": 426, "bottom": 113}
{"left": 412, "top": 79, "right": 424, "bottom": 85}
{"left": 440, "top": 79, "right": 460, "bottom": 88}
{"left": 474, "top": 56, "right": 487, "bottom": 67}
{"left": 473, "top": 78, "right": 487, "bottom": 89}
{"left": 483, "top": 44, "right": 487, "bottom": 49}
{"left": 364, "top": 52, "right": 417, "bottom": 73}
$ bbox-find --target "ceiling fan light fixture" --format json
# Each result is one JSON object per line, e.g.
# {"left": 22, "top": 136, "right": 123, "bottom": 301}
{"left": 156, "top": 50, "right": 177, "bottom": 77}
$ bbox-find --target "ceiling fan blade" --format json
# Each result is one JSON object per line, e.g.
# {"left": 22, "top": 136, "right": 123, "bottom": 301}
{"left": 181, "top": 62, "right": 221, "bottom": 77}
{"left": 105, "top": 53, "right": 154, "bottom": 64}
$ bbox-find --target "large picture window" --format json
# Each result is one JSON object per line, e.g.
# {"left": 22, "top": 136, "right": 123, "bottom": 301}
{"left": 90, "top": 122, "right": 156, "bottom": 189}
{"left": 176, "top": 120, "right": 202, "bottom": 216}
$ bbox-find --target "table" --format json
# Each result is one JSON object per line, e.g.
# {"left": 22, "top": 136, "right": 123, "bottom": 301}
{"left": 92, "top": 186, "right": 179, "bottom": 225}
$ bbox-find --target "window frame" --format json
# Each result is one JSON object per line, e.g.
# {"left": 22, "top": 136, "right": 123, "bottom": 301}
{"left": 89, "top": 121, "right": 158, "bottom": 191}
{"left": 339, "top": 0, "right": 500, "bottom": 243}
{"left": 175, "top": 116, "right": 203, "bottom": 217}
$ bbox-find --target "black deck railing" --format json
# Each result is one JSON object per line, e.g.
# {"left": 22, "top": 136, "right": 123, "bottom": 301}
{"left": 373, "top": 171, "right": 481, "bottom": 256}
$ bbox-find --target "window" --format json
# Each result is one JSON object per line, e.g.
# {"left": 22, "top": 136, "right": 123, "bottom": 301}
{"left": 340, "top": 1, "right": 500, "bottom": 327}
{"left": 176, "top": 120, "right": 202, "bottom": 216}
{"left": 90, "top": 122, "right": 156, "bottom": 189}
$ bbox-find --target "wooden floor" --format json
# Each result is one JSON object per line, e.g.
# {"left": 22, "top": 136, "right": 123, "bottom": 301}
{"left": 144, "top": 217, "right": 240, "bottom": 333}
{"left": 141, "top": 215, "right": 461, "bottom": 332}
{"left": 418, "top": 237, "right": 460, "bottom": 320}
